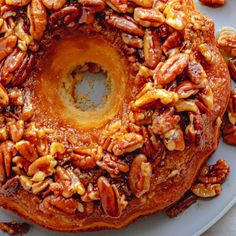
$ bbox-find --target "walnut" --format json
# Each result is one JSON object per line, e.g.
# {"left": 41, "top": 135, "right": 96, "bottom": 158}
{"left": 191, "top": 183, "right": 221, "bottom": 198}
{"left": 15, "top": 140, "right": 38, "bottom": 162}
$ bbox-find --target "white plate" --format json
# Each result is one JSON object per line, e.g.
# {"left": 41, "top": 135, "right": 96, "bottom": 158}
{"left": 1, "top": 1, "right": 236, "bottom": 236}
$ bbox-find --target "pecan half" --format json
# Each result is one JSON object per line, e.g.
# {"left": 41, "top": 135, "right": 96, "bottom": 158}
{"left": 191, "top": 183, "right": 221, "bottom": 198}
{"left": 134, "top": 7, "right": 165, "bottom": 28}
{"left": 151, "top": 108, "right": 181, "bottom": 135}
{"left": 42, "top": 0, "right": 66, "bottom": 10}
{"left": 103, "top": 132, "right": 144, "bottom": 156}
{"left": 0, "top": 141, "right": 15, "bottom": 182}
{"left": 132, "top": 83, "right": 179, "bottom": 110}
{"left": 15, "top": 140, "right": 38, "bottom": 162}
{"left": 49, "top": 6, "right": 81, "bottom": 29}
{"left": 96, "top": 153, "right": 129, "bottom": 177}
{"left": 105, "top": 0, "right": 127, "bottom": 13}
{"left": 27, "top": 0, "right": 47, "bottom": 41}
{"left": 198, "top": 160, "right": 230, "bottom": 184}
{"left": 27, "top": 155, "right": 57, "bottom": 179}
{"left": 143, "top": 29, "right": 162, "bottom": 69}
{"left": 40, "top": 195, "right": 78, "bottom": 215}
{"left": 163, "top": 126, "right": 185, "bottom": 151}
{"left": 0, "top": 35, "right": 17, "bottom": 61}
{"left": 5, "top": 0, "right": 31, "bottom": 6}
{"left": 185, "top": 113, "right": 204, "bottom": 145}
{"left": 162, "top": 31, "right": 181, "bottom": 56}
{"left": 106, "top": 13, "right": 144, "bottom": 36}
{"left": 71, "top": 145, "right": 103, "bottom": 169}
{"left": 129, "top": 154, "right": 152, "bottom": 198}
{"left": 98, "top": 176, "right": 126, "bottom": 217}
{"left": 153, "top": 53, "right": 189, "bottom": 86}
{"left": 166, "top": 192, "right": 198, "bottom": 218}
{"left": 163, "top": 0, "right": 186, "bottom": 30}
{"left": 50, "top": 166, "right": 85, "bottom": 198}
{"left": 0, "top": 84, "right": 9, "bottom": 107}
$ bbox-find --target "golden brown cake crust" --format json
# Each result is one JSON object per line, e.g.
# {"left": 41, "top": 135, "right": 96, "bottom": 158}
{"left": 0, "top": 0, "right": 231, "bottom": 232}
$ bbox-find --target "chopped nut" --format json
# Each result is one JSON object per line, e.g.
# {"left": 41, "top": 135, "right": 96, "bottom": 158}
{"left": 15, "top": 140, "right": 38, "bottom": 162}
{"left": 50, "top": 142, "right": 65, "bottom": 156}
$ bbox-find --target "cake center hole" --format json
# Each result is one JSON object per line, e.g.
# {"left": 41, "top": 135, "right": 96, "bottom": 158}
{"left": 70, "top": 63, "right": 111, "bottom": 111}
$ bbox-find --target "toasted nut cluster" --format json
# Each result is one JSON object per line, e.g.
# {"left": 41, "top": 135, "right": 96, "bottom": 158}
{"left": 0, "top": 0, "right": 223, "bottom": 219}
{"left": 191, "top": 160, "right": 229, "bottom": 198}
{"left": 166, "top": 159, "right": 229, "bottom": 217}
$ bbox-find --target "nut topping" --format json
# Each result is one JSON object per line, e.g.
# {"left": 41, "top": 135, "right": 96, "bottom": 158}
{"left": 129, "top": 154, "right": 152, "bottom": 198}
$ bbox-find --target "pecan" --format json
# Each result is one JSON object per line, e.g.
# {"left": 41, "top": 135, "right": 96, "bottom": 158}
{"left": 27, "top": 0, "right": 47, "bottom": 41}
{"left": 0, "top": 35, "right": 17, "bottom": 61}
{"left": 197, "top": 86, "right": 214, "bottom": 110}
{"left": 106, "top": 13, "right": 144, "bottom": 36}
{"left": 229, "top": 58, "right": 236, "bottom": 82}
{"left": 166, "top": 192, "right": 198, "bottom": 218}
{"left": 39, "top": 195, "right": 78, "bottom": 215}
{"left": 140, "top": 126, "right": 162, "bottom": 158}
{"left": 71, "top": 145, "right": 103, "bottom": 169}
{"left": 227, "top": 89, "right": 236, "bottom": 125}
{"left": 20, "top": 91, "right": 33, "bottom": 121}
{"left": 0, "top": 126, "right": 8, "bottom": 141}
{"left": 175, "top": 81, "right": 199, "bottom": 99}
{"left": 8, "top": 120, "right": 24, "bottom": 143}
{"left": 162, "top": 31, "right": 181, "bottom": 56}
{"left": 164, "top": 0, "right": 186, "bottom": 30}
{"left": 12, "top": 155, "right": 31, "bottom": 174}
{"left": 15, "top": 140, "right": 38, "bottom": 162}
{"left": 0, "top": 222, "right": 30, "bottom": 235}
{"left": 19, "top": 175, "right": 32, "bottom": 191}
{"left": 35, "top": 137, "right": 49, "bottom": 156}
{"left": 133, "top": 7, "right": 165, "bottom": 28}
{"left": 5, "top": 0, "right": 31, "bottom": 6}
{"left": 199, "top": 0, "right": 226, "bottom": 7}
{"left": 49, "top": 6, "right": 81, "bottom": 28}
{"left": 27, "top": 155, "right": 57, "bottom": 179}
{"left": 143, "top": 29, "right": 162, "bottom": 69}
{"left": 217, "top": 29, "right": 236, "bottom": 57}
{"left": 175, "top": 99, "right": 200, "bottom": 114}
{"left": 0, "top": 84, "right": 9, "bottom": 107}
{"left": 42, "top": 0, "right": 66, "bottom": 10}
{"left": 0, "top": 141, "right": 15, "bottom": 182}
{"left": 151, "top": 108, "right": 181, "bottom": 135}
{"left": 130, "top": 109, "right": 153, "bottom": 125}
{"left": 81, "top": 183, "right": 100, "bottom": 202}
{"left": 153, "top": 53, "right": 189, "bottom": 86}
{"left": 129, "top": 0, "right": 153, "bottom": 7}
{"left": 98, "top": 176, "right": 126, "bottom": 217}
{"left": 198, "top": 43, "right": 214, "bottom": 63}
{"left": 163, "top": 126, "right": 185, "bottom": 151}
{"left": 103, "top": 132, "right": 144, "bottom": 156}
{"left": 185, "top": 113, "right": 204, "bottom": 145}
{"left": 222, "top": 123, "right": 236, "bottom": 146}
{"left": 105, "top": 0, "right": 127, "bottom": 13}
{"left": 132, "top": 83, "right": 179, "bottom": 110}
{"left": 96, "top": 153, "right": 129, "bottom": 177}
{"left": 187, "top": 60, "right": 207, "bottom": 84}
{"left": 129, "top": 154, "right": 152, "bottom": 198}
{"left": 14, "top": 18, "right": 33, "bottom": 51}
{"left": 1, "top": 48, "right": 35, "bottom": 86}
{"left": 50, "top": 142, "right": 65, "bottom": 156}
{"left": 51, "top": 166, "right": 85, "bottom": 198}
{"left": 8, "top": 88, "right": 24, "bottom": 106}
{"left": 191, "top": 183, "right": 221, "bottom": 198}
{"left": 121, "top": 33, "right": 143, "bottom": 48}
{"left": 32, "top": 178, "right": 52, "bottom": 194}
{"left": 198, "top": 160, "right": 230, "bottom": 184}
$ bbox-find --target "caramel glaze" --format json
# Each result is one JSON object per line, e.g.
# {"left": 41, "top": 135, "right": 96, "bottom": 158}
{"left": 0, "top": 0, "right": 231, "bottom": 232}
